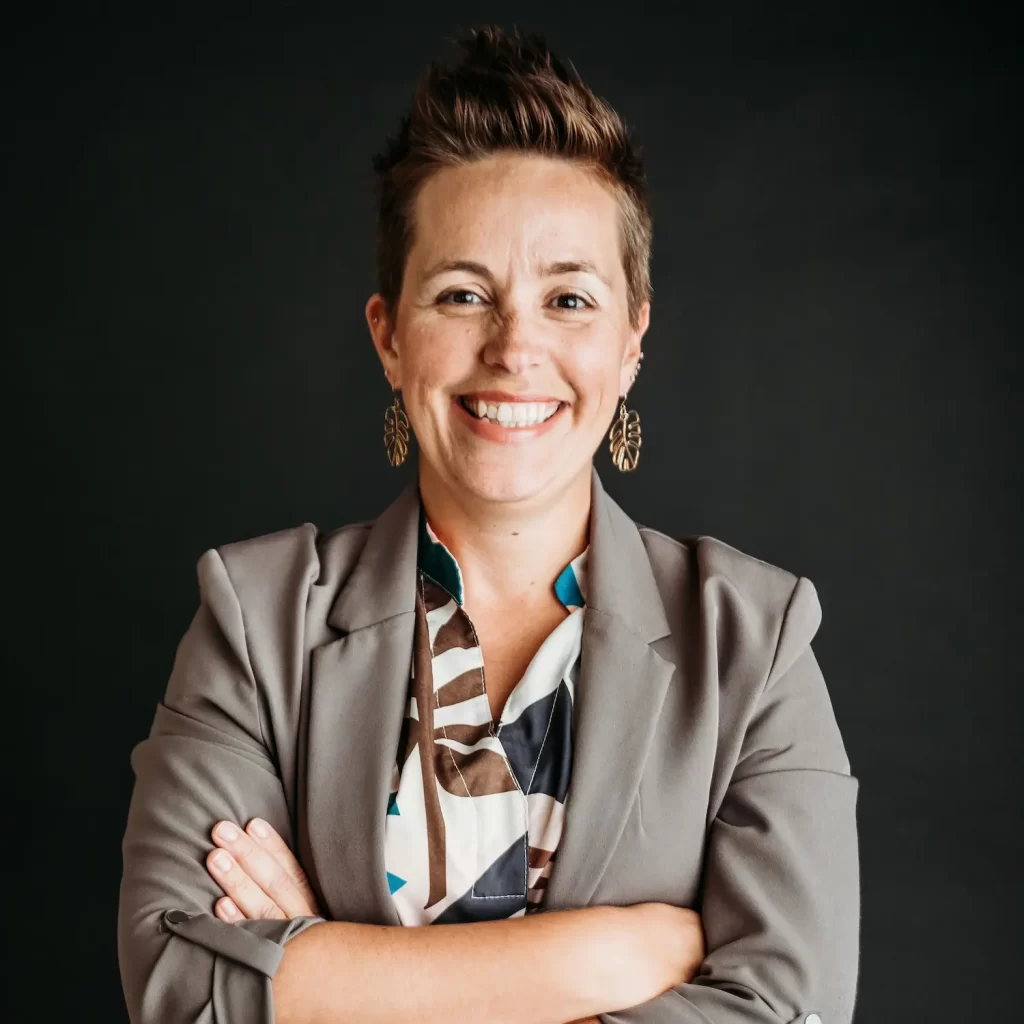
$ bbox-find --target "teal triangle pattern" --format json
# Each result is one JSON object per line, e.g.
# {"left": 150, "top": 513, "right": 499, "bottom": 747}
{"left": 387, "top": 871, "right": 407, "bottom": 895}
{"left": 553, "top": 562, "right": 584, "bottom": 609}
{"left": 386, "top": 792, "right": 400, "bottom": 816}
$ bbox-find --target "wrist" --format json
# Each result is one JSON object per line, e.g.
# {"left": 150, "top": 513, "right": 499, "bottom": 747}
{"left": 574, "top": 905, "right": 652, "bottom": 1011}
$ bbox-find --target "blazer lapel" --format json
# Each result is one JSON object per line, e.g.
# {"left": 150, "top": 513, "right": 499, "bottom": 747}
{"left": 305, "top": 477, "right": 420, "bottom": 926}
{"left": 543, "top": 468, "right": 676, "bottom": 911}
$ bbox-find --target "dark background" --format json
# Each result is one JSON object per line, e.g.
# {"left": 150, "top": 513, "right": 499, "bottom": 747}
{"left": 9, "top": 4, "right": 1020, "bottom": 1021}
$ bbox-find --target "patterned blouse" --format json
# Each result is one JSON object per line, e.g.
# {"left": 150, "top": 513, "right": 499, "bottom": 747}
{"left": 383, "top": 509, "right": 589, "bottom": 925}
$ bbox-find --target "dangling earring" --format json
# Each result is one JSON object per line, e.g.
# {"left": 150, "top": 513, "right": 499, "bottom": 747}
{"left": 384, "top": 388, "right": 410, "bottom": 467}
{"left": 608, "top": 351, "right": 643, "bottom": 472}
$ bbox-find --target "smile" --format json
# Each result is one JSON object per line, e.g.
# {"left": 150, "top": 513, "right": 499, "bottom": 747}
{"left": 457, "top": 395, "right": 563, "bottom": 428}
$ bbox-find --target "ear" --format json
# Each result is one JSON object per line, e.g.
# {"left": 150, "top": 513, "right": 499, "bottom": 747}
{"left": 619, "top": 299, "right": 651, "bottom": 396}
{"left": 365, "top": 294, "right": 401, "bottom": 388}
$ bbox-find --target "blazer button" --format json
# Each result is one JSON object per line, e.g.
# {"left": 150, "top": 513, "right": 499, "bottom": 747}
{"left": 165, "top": 910, "right": 190, "bottom": 924}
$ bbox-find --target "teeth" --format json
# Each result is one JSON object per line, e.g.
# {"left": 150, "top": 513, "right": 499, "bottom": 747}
{"left": 462, "top": 397, "right": 561, "bottom": 427}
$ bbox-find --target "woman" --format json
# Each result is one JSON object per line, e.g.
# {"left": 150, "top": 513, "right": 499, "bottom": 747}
{"left": 118, "top": 25, "right": 859, "bottom": 1024}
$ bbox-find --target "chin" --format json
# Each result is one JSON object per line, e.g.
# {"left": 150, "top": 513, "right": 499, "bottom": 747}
{"left": 445, "top": 456, "right": 585, "bottom": 507}
{"left": 454, "top": 472, "right": 547, "bottom": 505}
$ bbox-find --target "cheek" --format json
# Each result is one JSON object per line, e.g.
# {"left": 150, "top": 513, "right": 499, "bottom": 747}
{"left": 400, "top": 326, "right": 465, "bottom": 388}
{"left": 397, "top": 323, "right": 478, "bottom": 427}
{"left": 562, "top": 334, "right": 627, "bottom": 410}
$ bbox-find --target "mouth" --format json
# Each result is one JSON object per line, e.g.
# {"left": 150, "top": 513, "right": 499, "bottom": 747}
{"left": 456, "top": 394, "right": 566, "bottom": 428}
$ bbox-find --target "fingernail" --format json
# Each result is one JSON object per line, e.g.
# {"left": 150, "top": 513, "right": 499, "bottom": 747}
{"left": 220, "top": 900, "right": 240, "bottom": 920}
{"left": 215, "top": 821, "right": 239, "bottom": 842}
{"left": 212, "top": 850, "right": 233, "bottom": 871}
{"left": 249, "top": 818, "right": 270, "bottom": 838}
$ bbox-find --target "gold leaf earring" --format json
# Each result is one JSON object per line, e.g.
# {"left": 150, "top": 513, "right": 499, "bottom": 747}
{"left": 608, "top": 351, "right": 643, "bottom": 472}
{"left": 384, "top": 389, "right": 410, "bottom": 467}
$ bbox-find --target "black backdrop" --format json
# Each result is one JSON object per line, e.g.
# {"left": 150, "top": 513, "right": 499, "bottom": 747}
{"left": 9, "top": 5, "right": 1020, "bottom": 1021}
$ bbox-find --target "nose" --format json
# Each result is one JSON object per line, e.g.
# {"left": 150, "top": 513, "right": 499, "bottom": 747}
{"left": 481, "top": 309, "right": 544, "bottom": 376}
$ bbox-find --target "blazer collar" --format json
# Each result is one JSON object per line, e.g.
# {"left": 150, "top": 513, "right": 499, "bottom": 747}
{"left": 326, "top": 465, "right": 670, "bottom": 642}
{"left": 585, "top": 466, "right": 671, "bottom": 643}
{"left": 326, "top": 475, "right": 420, "bottom": 632}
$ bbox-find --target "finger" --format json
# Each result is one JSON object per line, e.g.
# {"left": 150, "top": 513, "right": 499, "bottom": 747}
{"left": 211, "top": 820, "right": 311, "bottom": 918}
{"left": 244, "top": 818, "right": 320, "bottom": 912}
{"left": 206, "top": 846, "right": 286, "bottom": 921}
{"left": 215, "top": 896, "right": 242, "bottom": 923}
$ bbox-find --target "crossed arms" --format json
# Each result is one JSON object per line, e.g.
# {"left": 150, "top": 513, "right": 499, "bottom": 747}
{"left": 117, "top": 546, "right": 859, "bottom": 1023}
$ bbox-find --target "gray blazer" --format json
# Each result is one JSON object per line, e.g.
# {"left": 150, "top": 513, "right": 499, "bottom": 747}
{"left": 118, "top": 467, "right": 859, "bottom": 1024}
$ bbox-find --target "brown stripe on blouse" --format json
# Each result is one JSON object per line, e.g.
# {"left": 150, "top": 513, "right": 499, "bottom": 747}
{"left": 434, "top": 667, "right": 486, "bottom": 708}
{"left": 528, "top": 846, "right": 555, "bottom": 870}
{"left": 431, "top": 607, "right": 478, "bottom": 656}
{"left": 420, "top": 576, "right": 455, "bottom": 615}
{"left": 413, "top": 583, "right": 448, "bottom": 909}
{"left": 434, "top": 742, "right": 521, "bottom": 797}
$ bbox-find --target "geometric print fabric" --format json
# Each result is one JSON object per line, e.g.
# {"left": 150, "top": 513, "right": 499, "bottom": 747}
{"left": 383, "top": 509, "right": 588, "bottom": 925}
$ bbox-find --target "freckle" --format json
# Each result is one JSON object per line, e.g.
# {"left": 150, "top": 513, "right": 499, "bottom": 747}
{"left": 512, "top": 531, "right": 519, "bottom": 536}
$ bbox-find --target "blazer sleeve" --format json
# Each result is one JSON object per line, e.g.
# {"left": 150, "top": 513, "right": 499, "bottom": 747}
{"left": 117, "top": 547, "right": 327, "bottom": 1024}
{"left": 602, "top": 576, "right": 861, "bottom": 1024}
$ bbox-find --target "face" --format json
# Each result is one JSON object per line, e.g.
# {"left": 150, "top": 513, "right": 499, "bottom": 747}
{"left": 366, "top": 152, "right": 650, "bottom": 509}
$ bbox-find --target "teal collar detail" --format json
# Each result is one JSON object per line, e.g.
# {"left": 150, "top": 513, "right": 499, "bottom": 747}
{"left": 417, "top": 507, "right": 588, "bottom": 610}
{"left": 417, "top": 510, "right": 465, "bottom": 604}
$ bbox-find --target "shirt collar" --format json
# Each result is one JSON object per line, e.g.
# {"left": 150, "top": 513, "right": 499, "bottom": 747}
{"left": 417, "top": 507, "right": 588, "bottom": 611}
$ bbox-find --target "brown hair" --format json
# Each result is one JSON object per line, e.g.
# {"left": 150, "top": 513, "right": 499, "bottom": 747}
{"left": 371, "top": 25, "right": 653, "bottom": 329}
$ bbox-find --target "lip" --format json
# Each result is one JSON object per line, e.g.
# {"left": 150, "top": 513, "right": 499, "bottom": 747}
{"left": 458, "top": 389, "right": 567, "bottom": 403}
{"left": 450, "top": 394, "right": 568, "bottom": 444}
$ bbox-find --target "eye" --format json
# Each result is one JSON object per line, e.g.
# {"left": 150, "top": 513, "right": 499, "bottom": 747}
{"left": 552, "top": 292, "right": 593, "bottom": 311}
{"left": 438, "top": 289, "right": 484, "bottom": 305}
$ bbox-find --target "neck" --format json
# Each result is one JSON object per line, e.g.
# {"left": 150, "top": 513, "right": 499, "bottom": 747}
{"left": 416, "top": 462, "right": 592, "bottom": 611}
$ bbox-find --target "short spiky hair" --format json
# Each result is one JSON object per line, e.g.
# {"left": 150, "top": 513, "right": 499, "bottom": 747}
{"left": 372, "top": 25, "right": 652, "bottom": 329}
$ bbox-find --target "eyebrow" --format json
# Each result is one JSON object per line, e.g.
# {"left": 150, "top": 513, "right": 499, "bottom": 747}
{"left": 541, "top": 260, "right": 612, "bottom": 288}
{"left": 423, "top": 259, "right": 492, "bottom": 281}
{"left": 422, "top": 258, "right": 611, "bottom": 288}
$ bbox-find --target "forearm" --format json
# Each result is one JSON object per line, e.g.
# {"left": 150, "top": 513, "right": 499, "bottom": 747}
{"left": 273, "top": 906, "right": 635, "bottom": 1024}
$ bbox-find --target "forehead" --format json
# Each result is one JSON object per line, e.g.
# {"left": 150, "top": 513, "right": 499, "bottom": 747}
{"left": 408, "top": 154, "right": 623, "bottom": 275}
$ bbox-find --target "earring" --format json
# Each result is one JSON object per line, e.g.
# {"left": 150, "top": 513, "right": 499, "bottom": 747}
{"left": 384, "top": 389, "right": 410, "bottom": 467}
{"left": 608, "top": 351, "right": 643, "bottom": 472}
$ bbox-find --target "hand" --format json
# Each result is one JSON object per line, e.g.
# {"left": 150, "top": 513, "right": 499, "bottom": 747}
{"left": 206, "top": 817, "right": 323, "bottom": 923}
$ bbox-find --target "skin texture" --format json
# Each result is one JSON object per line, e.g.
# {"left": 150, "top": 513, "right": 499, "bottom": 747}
{"left": 200, "top": 153, "right": 705, "bottom": 1023}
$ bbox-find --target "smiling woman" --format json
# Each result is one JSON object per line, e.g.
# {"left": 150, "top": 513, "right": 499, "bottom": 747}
{"left": 369, "top": 149, "right": 648, "bottom": 506}
{"left": 117, "top": 23, "right": 858, "bottom": 1024}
